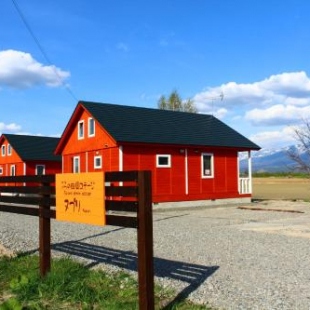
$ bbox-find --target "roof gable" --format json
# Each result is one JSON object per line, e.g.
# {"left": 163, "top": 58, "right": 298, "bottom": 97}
{"left": 1, "top": 134, "right": 61, "bottom": 162}
{"left": 80, "top": 101, "right": 260, "bottom": 150}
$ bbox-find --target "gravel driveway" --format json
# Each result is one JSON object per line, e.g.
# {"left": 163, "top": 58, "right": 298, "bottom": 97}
{"left": 1, "top": 200, "right": 310, "bottom": 310}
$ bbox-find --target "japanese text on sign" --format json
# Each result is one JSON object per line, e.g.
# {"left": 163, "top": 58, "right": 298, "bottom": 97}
{"left": 56, "top": 172, "right": 105, "bottom": 226}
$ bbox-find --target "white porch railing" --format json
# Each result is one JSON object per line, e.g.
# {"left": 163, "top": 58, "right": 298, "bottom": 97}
{"left": 239, "top": 177, "right": 251, "bottom": 194}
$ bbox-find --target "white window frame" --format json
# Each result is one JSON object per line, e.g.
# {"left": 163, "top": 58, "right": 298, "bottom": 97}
{"left": 36, "top": 165, "right": 45, "bottom": 175}
{"left": 10, "top": 165, "right": 16, "bottom": 176}
{"left": 0, "top": 166, "right": 3, "bottom": 175}
{"left": 73, "top": 156, "right": 80, "bottom": 173}
{"left": 88, "top": 117, "right": 95, "bottom": 137}
{"left": 78, "top": 120, "right": 84, "bottom": 140}
{"left": 156, "top": 154, "right": 171, "bottom": 168}
{"left": 1, "top": 145, "right": 5, "bottom": 156}
{"left": 94, "top": 155, "right": 102, "bottom": 169}
{"left": 201, "top": 153, "right": 214, "bottom": 178}
{"left": 7, "top": 144, "right": 12, "bottom": 156}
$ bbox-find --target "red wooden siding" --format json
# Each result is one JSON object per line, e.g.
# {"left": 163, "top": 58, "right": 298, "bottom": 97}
{"left": 61, "top": 109, "right": 119, "bottom": 173}
{"left": 122, "top": 144, "right": 241, "bottom": 203}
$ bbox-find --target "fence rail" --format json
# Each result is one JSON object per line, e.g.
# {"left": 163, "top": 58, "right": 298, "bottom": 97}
{"left": 0, "top": 171, "right": 154, "bottom": 310}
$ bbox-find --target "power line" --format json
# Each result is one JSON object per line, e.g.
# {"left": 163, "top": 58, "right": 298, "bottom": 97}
{"left": 11, "top": 0, "right": 78, "bottom": 101}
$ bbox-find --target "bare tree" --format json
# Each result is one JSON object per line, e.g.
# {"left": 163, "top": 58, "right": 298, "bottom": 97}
{"left": 287, "top": 119, "right": 310, "bottom": 173}
{"left": 157, "top": 90, "right": 197, "bottom": 113}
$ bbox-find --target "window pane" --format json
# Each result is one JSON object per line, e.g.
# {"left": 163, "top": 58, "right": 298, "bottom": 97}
{"left": 89, "top": 118, "right": 95, "bottom": 136}
{"left": 202, "top": 154, "right": 213, "bottom": 177}
{"left": 78, "top": 121, "right": 84, "bottom": 138}
{"left": 36, "top": 165, "right": 45, "bottom": 175}
{"left": 158, "top": 157, "right": 168, "bottom": 166}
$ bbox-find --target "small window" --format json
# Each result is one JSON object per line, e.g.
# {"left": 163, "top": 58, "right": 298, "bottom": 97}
{"left": 0, "top": 166, "right": 3, "bottom": 175}
{"left": 73, "top": 156, "right": 80, "bottom": 173}
{"left": 78, "top": 120, "right": 84, "bottom": 139}
{"left": 88, "top": 118, "right": 95, "bottom": 137}
{"left": 94, "top": 155, "right": 102, "bottom": 169}
{"left": 36, "top": 165, "right": 45, "bottom": 175}
{"left": 201, "top": 153, "right": 214, "bottom": 178}
{"left": 10, "top": 165, "right": 16, "bottom": 176}
{"left": 1, "top": 145, "right": 5, "bottom": 156}
{"left": 156, "top": 154, "right": 171, "bottom": 168}
{"left": 7, "top": 144, "right": 12, "bottom": 156}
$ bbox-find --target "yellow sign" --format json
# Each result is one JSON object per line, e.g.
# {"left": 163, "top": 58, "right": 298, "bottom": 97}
{"left": 56, "top": 172, "right": 105, "bottom": 226}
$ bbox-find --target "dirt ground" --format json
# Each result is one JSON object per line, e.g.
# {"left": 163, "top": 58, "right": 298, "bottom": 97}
{"left": 253, "top": 177, "right": 310, "bottom": 200}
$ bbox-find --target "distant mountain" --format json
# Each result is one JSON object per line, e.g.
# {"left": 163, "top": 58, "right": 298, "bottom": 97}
{"left": 239, "top": 145, "right": 306, "bottom": 172}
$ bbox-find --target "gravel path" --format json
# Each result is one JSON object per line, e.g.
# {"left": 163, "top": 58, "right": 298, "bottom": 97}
{"left": 1, "top": 200, "right": 310, "bottom": 309}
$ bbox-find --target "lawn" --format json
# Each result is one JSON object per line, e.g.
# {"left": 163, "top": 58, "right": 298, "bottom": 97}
{"left": 0, "top": 253, "right": 212, "bottom": 310}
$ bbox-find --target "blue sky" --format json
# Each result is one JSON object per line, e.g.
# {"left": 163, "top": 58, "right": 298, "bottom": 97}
{"left": 1, "top": 0, "right": 310, "bottom": 150}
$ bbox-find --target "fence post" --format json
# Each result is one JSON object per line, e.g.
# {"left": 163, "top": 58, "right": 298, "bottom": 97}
{"left": 39, "top": 177, "right": 52, "bottom": 277}
{"left": 137, "top": 171, "right": 154, "bottom": 310}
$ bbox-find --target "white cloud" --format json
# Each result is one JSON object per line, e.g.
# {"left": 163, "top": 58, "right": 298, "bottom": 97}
{"left": 0, "top": 49, "right": 70, "bottom": 89}
{"left": 249, "top": 127, "right": 296, "bottom": 149}
{"left": 0, "top": 122, "right": 22, "bottom": 133}
{"left": 193, "top": 71, "right": 310, "bottom": 126}
{"left": 245, "top": 104, "right": 310, "bottom": 126}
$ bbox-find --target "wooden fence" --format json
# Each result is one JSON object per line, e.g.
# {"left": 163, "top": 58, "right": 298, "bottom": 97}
{"left": 0, "top": 171, "right": 154, "bottom": 310}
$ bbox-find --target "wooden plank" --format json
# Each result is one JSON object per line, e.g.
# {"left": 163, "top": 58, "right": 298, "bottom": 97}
{"left": 0, "top": 186, "right": 40, "bottom": 194}
{"left": 0, "top": 204, "right": 39, "bottom": 216}
{"left": 137, "top": 171, "right": 154, "bottom": 310}
{"left": 106, "top": 200, "right": 138, "bottom": 212}
{"left": 0, "top": 175, "right": 55, "bottom": 183}
{"left": 106, "top": 215, "right": 138, "bottom": 228}
{"left": 39, "top": 181, "right": 52, "bottom": 277}
{"left": 0, "top": 195, "right": 40, "bottom": 205}
{"left": 105, "top": 186, "right": 137, "bottom": 197}
{"left": 105, "top": 171, "right": 138, "bottom": 182}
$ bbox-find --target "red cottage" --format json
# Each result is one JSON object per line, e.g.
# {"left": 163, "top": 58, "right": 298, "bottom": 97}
{"left": 0, "top": 134, "right": 61, "bottom": 177}
{"left": 55, "top": 101, "right": 260, "bottom": 207}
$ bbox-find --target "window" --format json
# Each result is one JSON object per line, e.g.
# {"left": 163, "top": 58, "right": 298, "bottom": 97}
{"left": 7, "top": 144, "right": 12, "bottom": 156}
{"left": 0, "top": 166, "right": 3, "bottom": 175}
{"left": 88, "top": 118, "right": 95, "bottom": 137}
{"left": 201, "top": 153, "right": 214, "bottom": 178}
{"left": 36, "top": 165, "right": 45, "bottom": 175}
{"left": 156, "top": 154, "right": 171, "bottom": 168}
{"left": 94, "top": 156, "right": 102, "bottom": 169}
{"left": 1, "top": 145, "right": 5, "bottom": 156}
{"left": 72, "top": 156, "right": 80, "bottom": 173}
{"left": 10, "top": 165, "right": 16, "bottom": 176}
{"left": 78, "top": 120, "right": 84, "bottom": 139}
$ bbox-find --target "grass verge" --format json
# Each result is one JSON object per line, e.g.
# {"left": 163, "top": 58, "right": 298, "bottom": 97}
{"left": 0, "top": 253, "right": 212, "bottom": 310}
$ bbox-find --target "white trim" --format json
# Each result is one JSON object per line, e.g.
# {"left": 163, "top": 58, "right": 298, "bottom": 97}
{"left": 1, "top": 145, "right": 5, "bottom": 157}
{"left": 77, "top": 120, "right": 84, "bottom": 140}
{"left": 73, "top": 156, "right": 80, "bottom": 173}
{"left": 185, "top": 149, "right": 188, "bottom": 195}
{"left": 86, "top": 151, "right": 88, "bottom": 172}
{"left": 88, "top": 117, "right": 95, "bottom": 137}
{"left": 248, "top": 151, "right": 252, "bottom": 193}
{"left": 10, "top": 164, "right": 16, "bottom": 176}
{"left": 7, "top": 144, "right": 12, "bottom": 156}
{"left": 201, "top": 153, "right": 214, "bottom": 178}
{"left": 23, "top": 163, "right": 26, "bottom": 175}
{"left": 94, "top": 155, "right": 102, "bottom": 169}
{"left": 119, "top": 146, "right": 123, "bottom": 186}
{"left": 156, "top": 154, "right": 171, "bottom": 168}
{"left": 35, "top": 164, "right": 45, "bottom": 175}
{"left": 119, "top": 146, "right": 123, "bottom": 172}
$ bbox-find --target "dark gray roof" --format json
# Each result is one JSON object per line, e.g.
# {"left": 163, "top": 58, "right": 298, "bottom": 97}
{"left": 2, "top": 134, "right": 61, "bottom": 161}
{"left": 81, "top": 101, "right": 260, "bottom": 150}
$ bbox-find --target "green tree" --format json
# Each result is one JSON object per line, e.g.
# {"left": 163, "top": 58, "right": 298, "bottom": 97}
{"left": 157, "top": 90, "right": 197, "bottom": 113}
